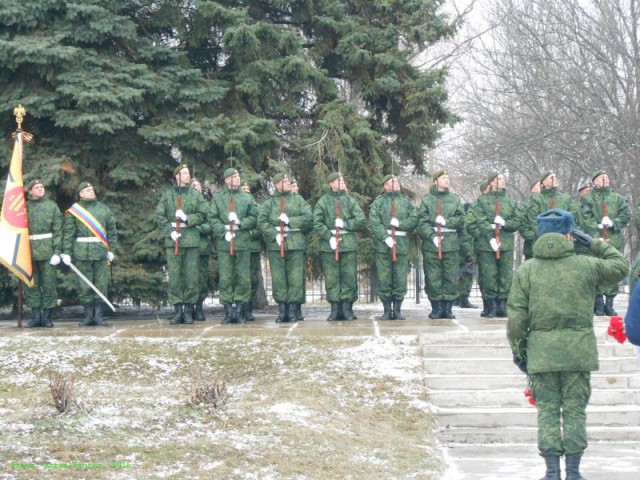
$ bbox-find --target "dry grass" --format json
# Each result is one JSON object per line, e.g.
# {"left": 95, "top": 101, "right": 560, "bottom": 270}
{"left": 47, "top": 370, "right": 79, "bottom": 414}
{"left": 185, "top": 368, "right": 230, "bottom": 410}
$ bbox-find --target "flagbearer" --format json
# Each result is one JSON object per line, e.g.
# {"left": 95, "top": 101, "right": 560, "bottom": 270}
{"left": 61, "top": 182, "right": 117, "bottom": 326}
{"left": 24, "top": 179, "right": 64, "bottom": 328}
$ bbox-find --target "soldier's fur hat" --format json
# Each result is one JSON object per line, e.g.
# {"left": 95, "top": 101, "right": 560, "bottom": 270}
{"left": 591, "top": 170, "right": 607, "bottom": 182}
{"left": 327, "top": 172, "right": 343, "bottom": 183}
{"left": 432, "top": 169, "right": 447, "bottom": 181}
{"left": 537, "top": 209, "right": 574, "bottom": 236}
{"left": 223, "top": 168, "right": 238, "bottom": 179}
{"left": 77, "top": 181, "right": 93, "bottom": 195}
{"left": 173, "top": 163, "right": 189, "bottom": 177}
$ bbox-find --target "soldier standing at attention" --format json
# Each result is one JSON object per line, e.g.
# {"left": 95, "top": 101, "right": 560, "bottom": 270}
{"left": 190, "top": 178, "right": 213, "bottom": 321}
{"left": 470, "top": 180, "right": 492, "bottom": 316}
{"left": 368, "top": 174, "right": 418, "bottom": 320}
{"left": 289, "top": 178, "right": 307, "bottom": 321}
{"left": 574, "top": 181, "right": 593, "bottom": 257}
{"left": 456, "top": 202, "right": 477, "bottom": 310}
{"left": 258, "top": 173, "right": 313, "bottom": 322}
{"left": 24, "top": 179, "right": 63, "bottom": 328}
{"left": 156, "top": 164, "right": 208, "bottom": 325}
{"left": 580, "top": 170, "right": 630, "bottom": 316}
{"left": 417, "top": 170, "right": 465, "bottom": 320}
{"left": 241, "top": 181, "right": 262, "bottom": 321}
{"left": 516, "top": 178, "right": 542, "bottom": 262}
{"left": 507, "top": 210, "right": 628, "bottom": 480}
{"left": 313, "top": 172, "right": 367, "bottom": 321}
{"left": 209, "top": 168, "right": 259, "bottom": 324}
{"left": 467, "top": 172, "right": 520, "bottom": 318}
{"left": 61, "top": 182, "right": 117, "bottom": 327}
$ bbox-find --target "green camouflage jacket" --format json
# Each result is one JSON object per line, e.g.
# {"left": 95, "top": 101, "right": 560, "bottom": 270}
{"left": 507, "top": 234, "right": 628, "bottom": 373}
{"left": 27, "top": 196, "right": 63, "bottom": 261}
{"left": 209, "top": 187, "right": 258, "bottom": 252}
{"left": 368, "top": 191, "right": 418, "bottom": 255}
{"left": 246, "top": 196, "right": 264, "bottom": 254}
{"left": 258, "top": 190, "right": 313, "bottom": 252}
{"left": 467, "top": 189, "right": 520, "bottom": 252}
{"left": 416, "top": 188, "right": 465, "bottom": 253}
{"left": 156, "top": 186, "right": 209, "bottom": 249}
{"left": 580, "top": 187, "right": 630, "bottom": 252}
{"left": 62, "top": 199, "right": 117, "bottom": 261}
{"left": 313, "top": 190, "right": 367, "bottom": 253}
{"left": 524, "top": 188, "right": 580, "bottom": 243}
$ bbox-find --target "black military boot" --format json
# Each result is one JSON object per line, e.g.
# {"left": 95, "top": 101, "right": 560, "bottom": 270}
{"left": 486, "top": 299, "right": 497, "bottom": 318}
{"left": 540, "top": 455, "right": 561, "bottom": 480}
{"left": 393, "top": 299, "right": 406, "bottom": 320}
{"left": 443, "top": 300, "right": 456, "bottom": 319}
{"left": 565, "top": 455, "right": 585, "bottom": 480}
{"left": 381, "top": 301, "right": 393, "bottom": 320}
{"left": 170, "top": 304, "right": 184, "bottom": 324}
{"left": 79, "top": 304, "right": 94, "bottom": 327}
{"left": 235, "top": 304, "right": 246, "bottom": 324}
{"left": 342, "top": 301, "right": 356, "bottom": 321}
{"left": 276, "top": 303, "right": 287, "bottom": 323}
{"left": 604, "top": 295, "right": 618, "bottom": 316}
{"left": 42, "top": 308, "right": 54, "bottom": 328}
{"left": 495, "top": 299, "right": 508, "bottom": 317}
{"left": 327, "top": 302, "right": 340, "bottom": 321}
{"left": 294, "top": 303, "right": 304, "bottom": 321}
{"left": 194, "top": 301, "right": 205, "bottom": 321}
{"left": 480, "top": 297, "right": 489, "bottom": 317}
{"left": 27, "top": 308, "right": 42, "bottom": 328}
{"left": 221, "top": 304, "right": 233, "bottom": 324}
{"left": 184, "top": 304, "right": 194, "bottom": 324}
{"left": 594, "top": 295, "right": 605, "bottom": 316}
{"left": 244, "top": 301, "right": 256, "bottom": 321}
{"left": 94, "top": 303, "right": 110, "bottom": 326}
{"left": 459, "top": 295, "right": 477, "bottom": 309}
{"left": 287, "top": 303, "right": 298, "bottom": 322}
{"left": 428, "top": 300, "right": 442, "bottom": 319}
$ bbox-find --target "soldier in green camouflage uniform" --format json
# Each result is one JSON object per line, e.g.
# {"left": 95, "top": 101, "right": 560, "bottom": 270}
{"left": 24, "top": 179, "right": 63, "bottom": 328}
{"left": 241, "top": 181, "right": 262, "bottom": 321}
{"left": 368, "top": 174, "right": 418, "bottom": 320}
{"left": 455, "top": 202, "right": 477, "bottom": 310}
{"left": 156, "top": 164, "right": 209, "bottom": 325}
{"left": 258, "top": 173, "right": 313, "bottom": 322}
{"left": 580, "top": 170, "right": 630, "bottom": 316}
{"left": 467, "top": 172, "right": 520, "bottom": 318}
{"left": 416, "top": 170, "right": 465, "bottom": 320}
{"left": 190, "top": 178, "right": 213, "bottom": 321}
{"left": 517, "top": 178, "right": 541, "bottom": 261}
{"left": 313, "top": 172, "right": 367, "bottom": 321}
{"left": 573, "top": 181, "right": 592, "bottom": 256}
{"left": 470, "top": 180, "right": 492, "bottom": 316}
{"left": 507, "top": 209, "right": 628, "bottom": 480}
{"left": 209, "top": 168, "right": 259, "bottom": 324}
{"left": 61, "top": 182, "right": 117, "bottom": 327}
{"left": 289, "top": 178, "right": 307, "bottom": 321}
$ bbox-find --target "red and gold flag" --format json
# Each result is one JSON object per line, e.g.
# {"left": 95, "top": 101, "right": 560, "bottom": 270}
{"left": 0, "top": 132, "right": 33, "bottom": 286}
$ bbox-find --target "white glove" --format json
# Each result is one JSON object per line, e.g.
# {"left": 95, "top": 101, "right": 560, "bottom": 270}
{"left": 276, "top": 234, "right": 286, "bottom": 247}
{"left": 228, "top": 211, "right": 240, "bottom": 225}
{"left": 384, "top": 236, "right": 395, "bottom": 249}
{"left": 107, "top": 251, "right": 115, "bottom": 262}
{"left": 60, "top": 254, "right": 71, "bottom": 266}
{"left": 329, "top": 237, "right": 338, "bottom": 250}
{"left": 225, "top": 231, "right": 235, "bottom": 242}
{"left": 171, "top": 231, "right": 181, "bottom": 242}
{"left": 490, "top": 238, "right": 500, "bottom": 252}
{"left": 597, "top": 224, "right": 603, "bottom": 230}
{"left": 224, "top": 224, "right": 232, "bottom": 231}
{"left": 435, "top": 215, "right": 446, "bottom": 226}
{"left": 389, "top": 217, "right": 400, "bottom": 228}
{"left": 175, "top": 209, "right": 187, "bottom": 222}
{"left": 494, "top": 215, "right": 505, "bottom": 227}
{"left": 601, "top": 216, "right": 613, "bottom": 228}
{"left": 432, "top": 237, "right": 440, "bottom": 248}
{"left": 49, "top": 254, "right": 61, "bottom": 266}
{"left": 335, "top": 218, "right": 344, "bottom": 229}
{"left": 279, "top": 212, "right": 289, "bottom": 225}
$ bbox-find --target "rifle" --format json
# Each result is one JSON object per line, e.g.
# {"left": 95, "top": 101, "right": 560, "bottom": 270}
{"left": 229, "top": 193, "right": 235, "bottom": 255}
{"left": 495, "top": 196, "right": 501, "bottom": 260}
{"left": 279, "top": 193, "right": 285, "bottom": 258}
{"left": 602, "top": 200, "right": 608, "bottom": 241}
{"left": 390, "top": 197, "right": 397, "bottom": 262}
{"left": 174, "top": 186, "right": 181, "bottom": 256}
{"left": 436, "top": 198, "right": 442, "bottom": 260}
{"left": 335, "top": 199, "right": 341, "bottom": 261}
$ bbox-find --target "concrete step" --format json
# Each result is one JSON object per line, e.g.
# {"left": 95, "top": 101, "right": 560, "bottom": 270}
{"left": 423, "top": 342, "right": 634, "bottom": 358}
{"left": 433, "top": 405, "right": 640, "bottom": 428}
{"left": 423, "top": 357, "right": 640, "bottom": 375}
{"left": 436, "top": 425, "right": 640, "bottom": 444}
{"left": 428, "top": 388, "right": 640, "bottom": 408}
{"left": 425, "top": 373, "right": 640, "bottom": 390}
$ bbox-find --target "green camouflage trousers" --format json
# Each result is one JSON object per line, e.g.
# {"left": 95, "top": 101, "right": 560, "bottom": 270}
{"left": 321, "top": 251, "right": 358, "bottom": 302}
{"left": 375, "top": 253, "right": 410, "bottom": 302}
{"left": 218, "top": 249, "right": 251, "bottom": 304}
{"left": 249, "top": 252, "right": 260, "bottom": 303}
{"left": 477, "top": 251, "right": 514, "bottom": 300}
{"left": 166, "top": 247, "right": 199, "bottom": 305}
{"left": 457, "top": 266, "right": 473, "bottom": 297}
{"left": 75, "top": 259, "right": 109, "bottom": 305}
{"left": 530, "top": 371, "right": 591, "bottom": 456}
{"left": 267, "top": 250, "right": 305, "bottom": 303}
{"left": 423, "top": 250, "right": 459, "bottom": 301}
{"left": 197, "top": 254, "right": 210, "bottom": 302}
{"left": 23, "top": 260, "right": 58, "bottom": 309}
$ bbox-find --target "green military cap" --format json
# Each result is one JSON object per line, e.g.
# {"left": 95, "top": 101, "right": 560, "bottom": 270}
{"left": 591, "top": 170, "right": 607, "bottom": 182}
{"left": 173, "top": 163, "right": 189, "bottom": 177}
{"left": 273, "top": 173, "right": 288, "bottom": 184}
{"left": 479, "top": 179, "right": 489, "bottom": 192}
{"left": 578, "top": 182, "right": 591, "bottom": 192}
{"left": 539, "top": 170, "right": 554, "bottom": 183}
{"left": 530, "top": 178, "right": 541, "bottom": 190}
{"left": 382, "top": 174, "right": 398, "bottom": 185}
{"left": 289, "top": 177, "right": 298, "bottom": 185}
{"left": 77, "top": 181, "right": 93, "bottom": 195}
{"left": 432, "top": 169, "right": 447, "bottom": 181}
{"left": 487, "top": 171, "right": 499, "bottom": 184}
{"left": 223, "top": 167, "right": 238, "bottom": 179}
{"left": 25, "top": 178, "right": 43, "bottom": 192}
{"left": 327, "top": 172, "right": 343, "bottom": 183}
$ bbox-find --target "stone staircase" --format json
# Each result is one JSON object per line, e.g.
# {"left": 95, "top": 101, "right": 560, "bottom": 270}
{"left": 422, "top": 319, "right": 640, "bottom": 446}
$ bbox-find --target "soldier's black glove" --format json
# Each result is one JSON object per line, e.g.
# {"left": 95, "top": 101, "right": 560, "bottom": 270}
{"left": 571, "top": 229, "right": 593, "bottom": 248}
{"left": 512, "top": 354, "right": 527, "bottom": 374}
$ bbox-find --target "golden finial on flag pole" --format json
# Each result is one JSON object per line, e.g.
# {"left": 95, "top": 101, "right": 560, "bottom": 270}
{"left": 13, "top": 104, "right": 26, "bottom": 130}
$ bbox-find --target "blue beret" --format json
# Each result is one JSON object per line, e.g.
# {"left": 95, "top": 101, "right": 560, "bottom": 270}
{"left": 537, "top": 209, "right": 574, "bottom": 236}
